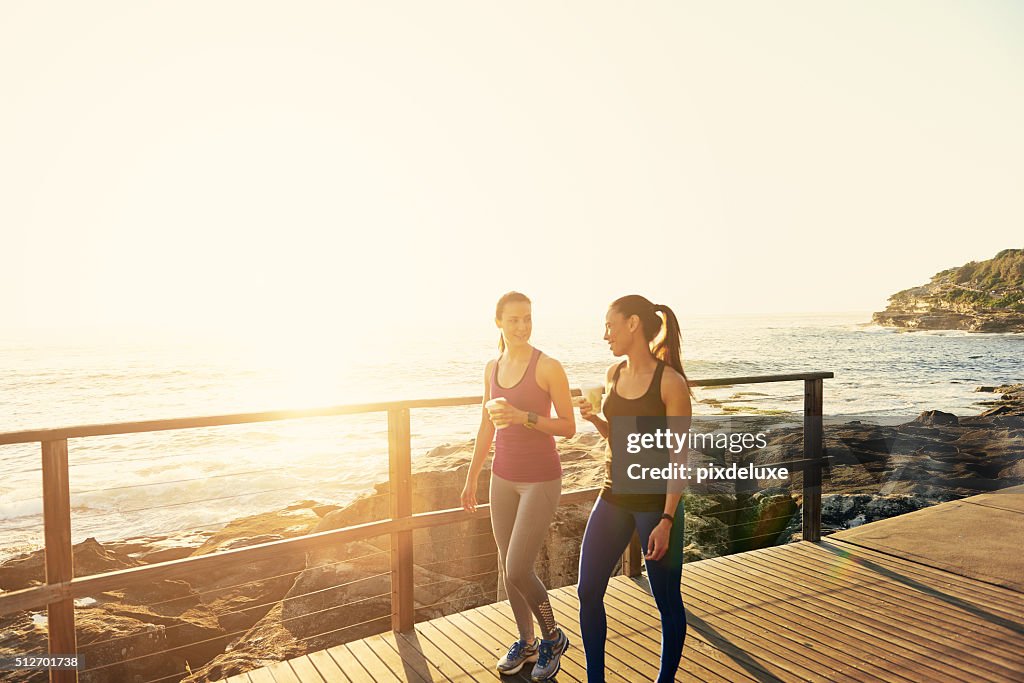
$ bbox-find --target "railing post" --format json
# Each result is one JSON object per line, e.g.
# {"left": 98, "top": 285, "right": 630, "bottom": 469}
{"left": 802, "top": 379, "right": 823, "bottom": 542}
{"left": 621, "top": 531, "right": 643, "bottom": 578}
{"left": 388, "top": 408, "right": 414, "bottom": 632}
{"left": 41, "top": 439, "right": 77, "bottom": 683}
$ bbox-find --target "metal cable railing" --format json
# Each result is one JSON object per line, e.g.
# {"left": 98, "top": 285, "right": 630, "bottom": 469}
{"left": 0, "top": 372, "right": 830, "bottom": 683}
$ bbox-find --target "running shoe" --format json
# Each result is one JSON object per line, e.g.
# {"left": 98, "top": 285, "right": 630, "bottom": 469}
{"left": 496, "top": 637, "right": 539, "bottom": 675}
{"left": 531, "top": 628, "right": 569, "bottom": 681}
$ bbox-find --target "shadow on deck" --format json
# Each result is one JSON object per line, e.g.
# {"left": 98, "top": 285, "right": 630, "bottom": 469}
{"left": 229, "top": 488, "right": 1024, "bottom": 682}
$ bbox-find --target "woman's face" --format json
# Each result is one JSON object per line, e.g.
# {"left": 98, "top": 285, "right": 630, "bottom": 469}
{"left": 497, "top": 301, "right": 532, "bottom": 347}
{"left": 604, "top": 307, "right": 637, "bottom": 357}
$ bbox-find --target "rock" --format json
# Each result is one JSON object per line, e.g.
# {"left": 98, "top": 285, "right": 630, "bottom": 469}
{"left": 0, "top": 537, "right": 141, "bottom": 592}
{"left": 981, "top": 404, "right": 1020, "bottom": 417}
{"left": 0, "top": 581, "right": 226, "bottom": 683}
{"left": 915, "top": 410, "right": 959, "bottom": 426}
{"left": 185, "top": 507, "right": 322, "bottom": 634}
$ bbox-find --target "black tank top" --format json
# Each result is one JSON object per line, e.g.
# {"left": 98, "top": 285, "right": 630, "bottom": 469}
{"left": 600, "top": 360, "right": 668, "bottom": 512}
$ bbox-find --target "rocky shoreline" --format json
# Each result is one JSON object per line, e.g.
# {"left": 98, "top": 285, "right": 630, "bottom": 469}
{"left": 1, "top": 385, "right": 1021, "bottom": 682}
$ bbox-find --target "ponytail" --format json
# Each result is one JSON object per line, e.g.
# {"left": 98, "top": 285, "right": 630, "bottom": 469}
{"left": 652, "top": 304, "right": 685, "bottom": 379}
{"left": 610, "top": 295, "right": 692, "bottom": 393}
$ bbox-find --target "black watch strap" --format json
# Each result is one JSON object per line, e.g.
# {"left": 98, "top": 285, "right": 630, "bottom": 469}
{"left": 660, "top": 513, "right": 675, "bottom": 524}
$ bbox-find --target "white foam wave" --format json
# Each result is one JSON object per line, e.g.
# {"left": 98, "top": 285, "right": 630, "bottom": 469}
{"left": 0, "top": 498, "right": 43, "bottom": 520}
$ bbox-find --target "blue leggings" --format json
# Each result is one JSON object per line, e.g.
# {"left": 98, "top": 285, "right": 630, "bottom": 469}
{"left": 577, "top": 496, "right": 686, "bottom": 683}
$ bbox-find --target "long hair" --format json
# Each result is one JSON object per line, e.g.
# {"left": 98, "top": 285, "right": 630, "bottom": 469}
{"left": 610, "top": 294, "right": 691, "bottom": 391}
{"left": 495, "top": 291, "right": 531, "bottom": 352}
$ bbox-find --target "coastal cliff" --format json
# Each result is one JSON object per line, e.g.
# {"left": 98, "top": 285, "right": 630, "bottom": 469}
{"left": 872, "top": 248, "right": 1024, "bottom": 332}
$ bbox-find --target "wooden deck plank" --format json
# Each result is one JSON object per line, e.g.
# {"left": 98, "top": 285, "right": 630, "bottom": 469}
{"left": 416, "top": 613, "right": 506, "bottom": 681}
{"left": 776, "top": 542, "right": 1024, "bottom": 663}
{"left": 599, "top": 585, "right": 783, "bottom": 683}
{"left": 617, "top": 575, "right": 842, "bottom": 682}
{"left": 819, "top": 538, "right": 1024, "bottom": 610}
{"left": 602, "top": 581, "right": 827, "bottom": 683}
{"left": 346, "top": 637, "right": 404, "bottom": 681}
{"left": 324, "top": 643, "right": 375, "bottom": 683}
{"left": 361, "top": 632, "right": 431, "bottom": 683}
{"left": 672, "top": 561, "right": 979, "bottom": 683}
{"left": 576, "top": 579, "right": 773, "bottom": 683}
{"left": 828, "top": 498, "right": 1024, "bottom": 593}
{"left": 783, "top": 542, "right": 1024, "bottom": 635}
{"left": 681, "top": 554, "right": 1013, "bottom": 683}
{"left": 552, "top": 582, "right": 770, "bottom": 683}
{"left": 224, "top": 674, "right": 252, "bottom": 683}
{"left": 247, "top": 666, "right": 277, "bottom": 683}
{"left": 286, "top": 655, "right": 326, "bottom": 682}
{"left": 304, "top": 649, "right": 349, "bottom": 682}
{"left": 392, "top": 626, "right": 464, "bottom": 682}
{"left": 681, "top": 556, "right": 931, "bottom": 682}
{"left": 263, "top": 659, "right": 301, "bottom": 683}
{"left": 548, "top": 581, "right": 748, "bottom": 683}
{"left": 677, "top": 556, "right": 917, "bottom": 683}
{"left": 723, "top": 547, "right": 1023, "bottom": 681}
{"left": 373, "top": 630, "right": 440, "bottom": 683}
{"left": 789, "top": 540, "right": 1024, "bottom": 625}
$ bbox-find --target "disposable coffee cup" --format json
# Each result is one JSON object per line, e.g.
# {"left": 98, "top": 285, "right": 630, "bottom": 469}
{"left": 581, "top": 383, "right": 604, "bottom": 416}
{"left": 486, "top": 397, "right": 511, "bottom": 429}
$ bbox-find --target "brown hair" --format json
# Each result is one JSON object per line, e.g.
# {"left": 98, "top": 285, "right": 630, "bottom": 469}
{"left": 610, "top": 294, "right": 691, "bottom": 391}
{"left": 495, "top": 291, "right": 531, "bottom": 352}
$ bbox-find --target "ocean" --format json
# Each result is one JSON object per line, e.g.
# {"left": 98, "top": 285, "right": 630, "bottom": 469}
{"left": 1, "top": 312, "right": 1021, "bottom": 559}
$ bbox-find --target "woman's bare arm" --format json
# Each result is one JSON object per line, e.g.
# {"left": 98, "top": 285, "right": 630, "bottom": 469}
{"left": 489, "top": 355, "right": 576, "bottom": 437}
{"left": 580, "top": 363, "right": 617, "bottom": 439}
{"left": 461, "top": 361, "right": 497, "bottom": 511}
{"left": 661, "top": 369, "right": 692, "bottom": 516}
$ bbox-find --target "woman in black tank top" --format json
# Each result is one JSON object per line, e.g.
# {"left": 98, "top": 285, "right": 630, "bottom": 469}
{"left": 575, "top": 295, "right": 692, "bottom": 683}
{"left": 600, "top": 359, "right": 669, "bottom": 512}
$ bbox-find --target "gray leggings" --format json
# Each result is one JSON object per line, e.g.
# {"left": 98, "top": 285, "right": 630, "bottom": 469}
{"left": 489, "top": 474, "right": 561, "bottom": 640}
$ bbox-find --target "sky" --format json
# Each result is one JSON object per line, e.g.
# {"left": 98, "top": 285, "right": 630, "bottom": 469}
{"left": 2, "top": 1, "right": 1022, "bottom": 343}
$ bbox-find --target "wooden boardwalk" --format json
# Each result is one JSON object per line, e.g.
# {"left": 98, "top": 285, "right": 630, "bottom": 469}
{"left": 226, "top": 534, "right": 1024, "bottom": 682}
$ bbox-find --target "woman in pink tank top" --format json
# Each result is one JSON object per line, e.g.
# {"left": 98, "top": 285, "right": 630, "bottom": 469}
{"left": 461, "top": 292, "right": 576, "bottom": 680}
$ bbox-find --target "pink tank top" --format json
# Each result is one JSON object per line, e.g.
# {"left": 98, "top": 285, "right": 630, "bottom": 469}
{"left": 490, "top": 347, "right": 561, "bottom": 482}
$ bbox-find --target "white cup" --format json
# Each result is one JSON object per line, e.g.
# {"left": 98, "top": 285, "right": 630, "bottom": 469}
{"left": 581, "top": 383, "right": 604, "bottom": 416}
{"left": 486, "top": 397, "right": 511, "bottom": 429}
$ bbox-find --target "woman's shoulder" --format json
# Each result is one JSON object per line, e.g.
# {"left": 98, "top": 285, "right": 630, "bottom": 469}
{"left": 536, "top": 352, "right": 566, "bottom": 375}
{"left": 605, "top": 362, "right": 621, "bottom": 382}
{"left": 659, "top": 364, "right": 690, "bottom": 397}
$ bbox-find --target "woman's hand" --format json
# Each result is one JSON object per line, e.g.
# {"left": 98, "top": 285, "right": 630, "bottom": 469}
{"left": 645, "top": 519, "right": 672, "bottom": 561}
{"left": 574, "top": 396, "right": 595, "bottom": 420}
{"left": 489, "top": 402, "right": 528, "bottom": 427}
{"left": 461, "top": 478, "right": 478, "bottom": 513}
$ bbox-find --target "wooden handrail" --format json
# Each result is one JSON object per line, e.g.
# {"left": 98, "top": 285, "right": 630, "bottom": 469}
{"left": 0, "top": 371, "right": 832, "bottom": 683}
{"left": 0, "top": 373, "right": 834, "bottom": 445}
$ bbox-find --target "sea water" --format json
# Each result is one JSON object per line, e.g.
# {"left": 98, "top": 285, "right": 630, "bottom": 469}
{"left": 1, "top": 312, "right": 1020, "bottom": 558}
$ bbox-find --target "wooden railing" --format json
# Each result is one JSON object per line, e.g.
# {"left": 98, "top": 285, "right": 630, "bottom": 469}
{"left": 0, "top": 371, "right": 831, "bottom": 683}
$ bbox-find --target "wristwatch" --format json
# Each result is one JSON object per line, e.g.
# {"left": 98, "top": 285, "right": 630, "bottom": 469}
{"left": 660, "top": 513, "right": 675, "bottom": 524}
{"left": 526, "top": 411, "right": 539, "bottom": 429}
